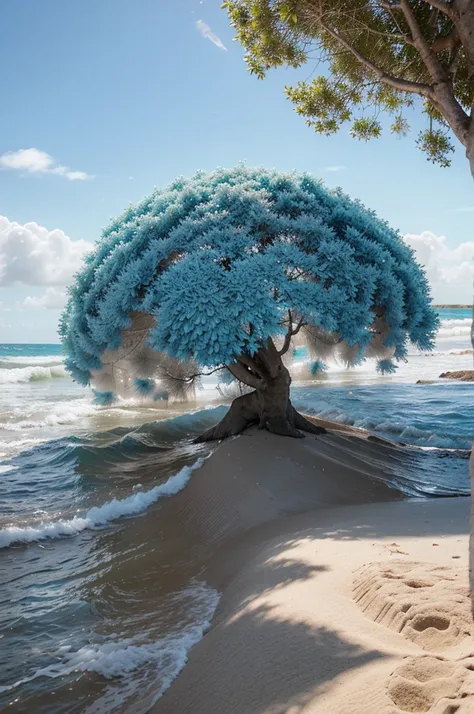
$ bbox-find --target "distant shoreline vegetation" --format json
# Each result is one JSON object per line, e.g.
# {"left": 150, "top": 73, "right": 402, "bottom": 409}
{"left": 434, "top": 305, "right": 471, "bottom": 309}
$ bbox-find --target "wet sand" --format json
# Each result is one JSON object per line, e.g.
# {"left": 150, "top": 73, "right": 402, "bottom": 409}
{"left": 150, "top": 425, "right": 472, "bottom": 714}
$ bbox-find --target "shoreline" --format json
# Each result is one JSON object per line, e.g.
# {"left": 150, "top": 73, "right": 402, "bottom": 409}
{"left": 149, "top": 427, "right": 472, "bottom": 714}
{"left": 154, "top": 498, "right": 471, "bottom": 714}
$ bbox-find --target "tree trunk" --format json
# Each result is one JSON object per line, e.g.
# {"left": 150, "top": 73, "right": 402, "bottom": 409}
{"left": 452, "top": 0, "right": 474, "bottom": 179}
{"left": 467, "top": 118, "right": 474, "bottom": 180}
{"left": 454, "top": 0, "right": 474, "bottom": 78}
{"left": 195, "top": 344, "right": 326, "bottom": 442}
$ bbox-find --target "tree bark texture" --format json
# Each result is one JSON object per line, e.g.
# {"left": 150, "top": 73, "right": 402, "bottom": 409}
{"left": 195, "top": 343, "right": 326, "bottom": 442}
{"left": 466, "top": 117, "right": 474, "bottom": 179}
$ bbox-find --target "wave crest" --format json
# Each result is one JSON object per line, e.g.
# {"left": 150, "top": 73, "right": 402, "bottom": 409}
{"left": 0, "top": 364, "right": 68, "bottom": 384}
{"left": 438, "top": 318, "right": 472, "bottom": 339}
{"left": 0, "top": 355, "right": 64, "bottom": 369}
{"left": 0, "top": 458, "right": 204, "bottom": 547}
{"left": 0, "top": 581, "right": 219, "bottom": 707}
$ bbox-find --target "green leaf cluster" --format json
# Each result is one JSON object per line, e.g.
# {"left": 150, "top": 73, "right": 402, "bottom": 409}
{"left": 223, "top": 0, "right": 473, "bottom": 167}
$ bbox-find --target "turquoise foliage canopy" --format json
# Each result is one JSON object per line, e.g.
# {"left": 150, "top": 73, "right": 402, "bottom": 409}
{"left": 60, "top": 166, "right": 438, "bottom": 389}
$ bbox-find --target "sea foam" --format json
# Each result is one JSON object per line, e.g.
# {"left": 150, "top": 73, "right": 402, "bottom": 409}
{"left": 0, "top": 582, "right": 219, "bottom": 706}
{"left": 437, "top": 318, "right": 472, "bottom": 339}
{"left": 0, "top": 458, "right": 204, "bottom": 547}
{"left": 0, "top": 364, "right": 67, "bottom": 384}
{"left": 0, "top": 355, "right": 64, "bottom": 368}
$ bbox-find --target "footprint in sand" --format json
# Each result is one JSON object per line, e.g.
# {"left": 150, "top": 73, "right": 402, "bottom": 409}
{"left": 353, "top": 561, "right": 471, "bottom": 652}
{"left": 385, "top": 654, "right": 474, "bottom": 713}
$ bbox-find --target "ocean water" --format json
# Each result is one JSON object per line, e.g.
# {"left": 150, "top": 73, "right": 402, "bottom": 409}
{"left": 0, "top": 308, "right": 472, "bottom": 712}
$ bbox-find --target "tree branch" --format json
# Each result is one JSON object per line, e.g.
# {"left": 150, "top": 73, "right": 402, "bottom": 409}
{"left": 380, "top": 1, "right": 410, "bottom": 37}
{"left": 447, "top": 41, "right": 462, "bottom": 76}
{"left": 237, "top": 352, "right": 265, "bottom": 378}
{"left": 417, "top": 0, "right": 456, "bottom": 19}
{"left": 320, "top": 21, "right": 433, "bottom": 98}
{"left": 397, "top": 0, "right": 450, "bottom": 83}
{"left": 304, "top": 323, "right": 343, "bottom": 346}
{"left": 292, "top": 317, "right": 306, "bottom": 336}
{"left": 342, "top": 12, "right": 414, "bottom": 45}
{"left": 449, "top": 0, "right": 474, "bottom": 77}
{"left": 431, "top": 31, "right": 458, "bottom": 53}
{"left": 164, "top": 365, "right": 225, "bottom": 382}
{"left": 278, "top": 310, "right": 307, "bottom": 356}
{"left": 374, "top": 0, "right": 469, "bottom": 144}
{"left": 227, "top": 362, "right": 265, "bottom": 390}
{"left": 279, "top": 310, "right": 294, "bottom": 356}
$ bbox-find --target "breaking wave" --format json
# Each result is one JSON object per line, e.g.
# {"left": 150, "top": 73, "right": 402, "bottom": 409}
{"left": 0, "top": 458, "right": 204, "bottom": 547}
{"left": 0, "top": 581, "right": 220, "bottom": 712}
{"left": 437, "top": 317, "right": 472, "bottom": 339}
{"left": 0, "top": 399, "right": 99, "bottom": 432}
{"left": 0, "top": 364, "right": 68, "bottom": 384}
{"left": 305, "top": 407, "right": 472, "bottom": 450}
{"left": 292, "top": 383, "right": 473, "bottom": 451}
{"left": 0, "top": 355, "right": 64, "bottom": 369}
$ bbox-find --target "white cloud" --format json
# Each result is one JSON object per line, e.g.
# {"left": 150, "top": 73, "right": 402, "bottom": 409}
{"left": 23, "top": 287, "right": 68, "bottom": 310}
{"left": 0, "top": 148, "right": 93, "bottom": 181}
{"left": 0, "top": 216, "right": 93, "bottom": 286}
{"left": 448, "top": 206, "right": 474, "bottom": 213}
{"left": 404, "top": 231, "right": 474, "bottom": 304}
{"left": 196, "top": 20, "right": 227, "bottom": 51}
{"left": 325, "top": 165, "right": 346, "bottom": 172}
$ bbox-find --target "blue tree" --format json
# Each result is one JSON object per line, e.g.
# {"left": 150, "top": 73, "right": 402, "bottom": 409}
{"left": 60, "top": 166, "right": 438, "bottom": 440}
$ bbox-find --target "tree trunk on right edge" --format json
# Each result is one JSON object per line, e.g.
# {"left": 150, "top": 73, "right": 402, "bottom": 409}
{"left": 467, "top": 114, "right": 474, "bottom": 180}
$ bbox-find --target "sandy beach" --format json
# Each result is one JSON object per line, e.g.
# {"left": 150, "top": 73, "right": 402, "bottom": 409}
{"left": 151, "top": 424, "right": 473, "bottom": 714}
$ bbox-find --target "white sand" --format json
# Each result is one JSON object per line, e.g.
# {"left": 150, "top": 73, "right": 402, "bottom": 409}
{"left": 151, "top": 427, "right": 472, "bottom": 714}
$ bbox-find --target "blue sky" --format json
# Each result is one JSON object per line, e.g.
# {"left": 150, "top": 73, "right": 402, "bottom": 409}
{"left": 0, "top": 0, "right": 473, "bottom": 342}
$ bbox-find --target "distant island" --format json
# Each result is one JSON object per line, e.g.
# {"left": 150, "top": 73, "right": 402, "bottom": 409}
{"left": 433, "top": 304, "right": 472, "bottom": 309}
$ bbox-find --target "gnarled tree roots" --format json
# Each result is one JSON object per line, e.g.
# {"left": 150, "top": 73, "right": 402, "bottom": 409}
{"left": 195, "top": 390, "right": 326, "bottom": 442}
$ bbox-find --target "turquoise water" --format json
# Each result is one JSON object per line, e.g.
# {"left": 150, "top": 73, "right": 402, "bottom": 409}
{"left": 0, "top": 343, "right": 63, "bottom": 358}
{"left": 0, "top": 308, "right": 472, "bottom": 713}
{"left": 434, "top": 307, "right": 472, "bottom": 320}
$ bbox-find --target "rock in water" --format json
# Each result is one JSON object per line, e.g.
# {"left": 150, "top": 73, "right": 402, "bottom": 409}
{"left": 439, "top": 370, "right": 474, "bottom": 382}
